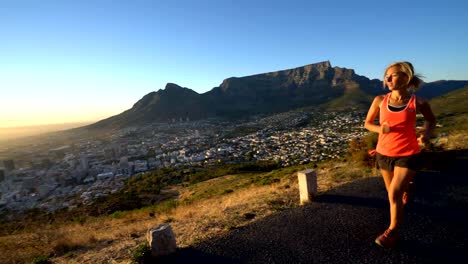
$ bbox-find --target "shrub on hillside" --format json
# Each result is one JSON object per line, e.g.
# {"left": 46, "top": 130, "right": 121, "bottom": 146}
{"left": 184, "top": 161, "right": 281, "bottom": 185}
{"left": 132, "top": 243, "right": 152, "bottom": 264}
{"left": 233, "top": 161, "right": 282, "bottom": 172}
{"left": 32, "top": 255, "right": 52, "bottom": 264}
{"left": 348, "top": 133, "right": 378, "bottom": 168}
{"left": 124, "top": 172, "right": 164, "bottom": 195}
{"left": 71, "top": 215, "right": 86, "bottom": 225}
{"left": 155, "top": 199, "right": 178, "bottom": 214}
{"left": 89, "top": 191, "right": 143, "bottom": 215}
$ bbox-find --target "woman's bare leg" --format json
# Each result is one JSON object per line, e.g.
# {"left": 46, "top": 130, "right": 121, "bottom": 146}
{"left": 388, "top": 166, "right": 416, "bottom": 230}
{"left": 381, "top": 169, "right": 394, "bottom": 192}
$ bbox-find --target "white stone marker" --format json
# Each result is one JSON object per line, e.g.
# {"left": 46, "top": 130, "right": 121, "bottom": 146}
{"left": 147, "top": 224, "right": 177, "bottom": 257}
{"left": 297, "top": 169, "right": 317, "bottom": 205}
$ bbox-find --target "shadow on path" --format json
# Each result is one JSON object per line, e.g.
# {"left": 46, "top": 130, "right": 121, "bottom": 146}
{"left": 155, "top": 248, "right": 239, "bottom": 264}
{"left": 315, "top": 194, "right": 388, "bottom": 209}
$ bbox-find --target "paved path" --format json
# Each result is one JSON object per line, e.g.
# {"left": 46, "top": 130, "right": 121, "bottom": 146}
{"left": 161, "top": 151, "right": 468, "bottom": 263}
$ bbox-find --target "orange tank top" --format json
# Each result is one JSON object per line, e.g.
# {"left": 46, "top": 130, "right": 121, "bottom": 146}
{"left": 376, "top": 93, "right": 421, "bottom": 157}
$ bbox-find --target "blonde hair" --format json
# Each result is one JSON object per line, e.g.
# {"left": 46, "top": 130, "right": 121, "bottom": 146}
{"left": 383, "top": 61, "right": 423, "bottom": 91}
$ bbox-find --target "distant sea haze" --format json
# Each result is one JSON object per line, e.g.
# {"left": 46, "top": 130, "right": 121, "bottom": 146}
{"left": 0, "top": 122, "right": 93, "bottom": 141}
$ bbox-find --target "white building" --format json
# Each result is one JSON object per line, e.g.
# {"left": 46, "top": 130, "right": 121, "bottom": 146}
{"left": 97, "top": 172, "right": 114, "bottom": 181}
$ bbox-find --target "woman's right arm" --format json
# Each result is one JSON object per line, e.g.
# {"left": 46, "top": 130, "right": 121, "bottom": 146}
{"left": 364, "top": 96, "right": 386, "bottom": 134}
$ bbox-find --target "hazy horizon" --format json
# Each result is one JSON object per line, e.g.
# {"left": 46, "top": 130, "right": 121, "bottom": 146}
{"left": 0, "top": 121, "right": 95, "bottom": 142}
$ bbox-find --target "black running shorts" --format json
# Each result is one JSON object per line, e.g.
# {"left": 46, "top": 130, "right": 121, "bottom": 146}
{"left": 376, "top": 153, "right": 421, "bottom": 171}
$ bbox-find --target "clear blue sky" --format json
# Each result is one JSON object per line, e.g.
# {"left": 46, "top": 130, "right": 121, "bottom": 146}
{"left": 1, "top": 0, "right": 467, "bottom": 127}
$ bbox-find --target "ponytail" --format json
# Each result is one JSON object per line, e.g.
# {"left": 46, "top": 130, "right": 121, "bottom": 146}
{"left": 408, "top": 75, "right": 422, "bottom": 90}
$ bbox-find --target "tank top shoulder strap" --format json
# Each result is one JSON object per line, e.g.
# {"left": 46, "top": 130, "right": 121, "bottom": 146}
{"left": 379, "top": 93, "right": 391, "bottom": 108}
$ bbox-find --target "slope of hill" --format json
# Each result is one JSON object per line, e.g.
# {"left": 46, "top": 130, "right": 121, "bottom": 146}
{"left": 319, "top": 87, "right": 375, "bottom": 111}
{"left": 0, "top": 159, "right": 376, "bottom": 264}
{"left": 89, "top": 83, "right": 209, "bottom": 129}
{"left": 3, "top": 150, "right": 466, "bottom": 263}
{"left": 429, "top": 86, "right": 468, "bottom": 131}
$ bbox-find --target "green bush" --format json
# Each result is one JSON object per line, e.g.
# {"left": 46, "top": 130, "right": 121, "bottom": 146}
{"left": 156, "top": 199, "right": 178, "bottom": 214}
{"left": 111, "top": 211, "right": 124, "bottom": 219}
{"left": 33, "top": 255, "right": 52, "bottom": 264}
{"left": 71, "top": 215, "right": 86, "bottom": 225}
{"left": 257, "top": 176, "right": 280, "bottom": 186}
{"left": 233, "top": 161, "right": 282, "bottom": 172}
{"left": 222, "top": 189, "right": 234, "bottom": 195}
{"left": 183, "top": 161, "right": 281, "bottom": 185}
{"left": 132, "top": 243, "right": 152, "bottom": 264}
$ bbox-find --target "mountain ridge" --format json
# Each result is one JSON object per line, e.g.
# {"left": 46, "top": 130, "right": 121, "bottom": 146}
{"left": 86, "top": 61, "right": 468, "bottom": 130}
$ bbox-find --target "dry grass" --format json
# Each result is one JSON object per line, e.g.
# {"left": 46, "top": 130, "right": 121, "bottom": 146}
{"left": 0, "top": 160, "right": 374, "bottom": 264}
{"left": 445, "top": 130, "right": 468, "bottom": 150}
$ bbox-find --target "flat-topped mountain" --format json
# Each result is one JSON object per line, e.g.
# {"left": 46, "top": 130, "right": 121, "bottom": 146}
{"left": 88, "top": 61, "right": 468, "bottom": 130}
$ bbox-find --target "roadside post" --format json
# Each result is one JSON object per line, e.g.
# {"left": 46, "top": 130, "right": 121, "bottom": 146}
{"left": 297, "top": 169, "right": 317, "bottom": 205}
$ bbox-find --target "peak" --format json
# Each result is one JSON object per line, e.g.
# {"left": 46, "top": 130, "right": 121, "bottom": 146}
{"left": 312, "top": 61, "right": 331, "bottom": 67}
{"left": 160, "top": 83, "right": 199, "bottom": 96}
{"left": 303, "top": 61, "right": 332, "bottom": 70}
{"left": 283, "top": 61, "right": 332, "bottom": 73}
{"left": 165, "top": 83, "right": 183, "bottom": 90}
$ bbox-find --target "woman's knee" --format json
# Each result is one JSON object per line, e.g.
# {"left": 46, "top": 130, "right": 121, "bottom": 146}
{"left": 388, "top": 187, "right": 404, "bottom": 203}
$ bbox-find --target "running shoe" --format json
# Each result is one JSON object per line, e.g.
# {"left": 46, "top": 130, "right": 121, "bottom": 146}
{"left": 375, "top": 229, "right": 400, "bottom": 248}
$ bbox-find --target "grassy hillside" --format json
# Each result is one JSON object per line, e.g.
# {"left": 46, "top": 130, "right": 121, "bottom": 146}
{"left": 425, "top": 86, "right": 468, "bottom": 150}
{"left": 0, "top": 159, "right": 376, "bottom": 264}
{"left": 321, "top": 88, "right": 374, "bottom": 111}
{"left": 429, "top": 86, "right": 468, "bottom": 132}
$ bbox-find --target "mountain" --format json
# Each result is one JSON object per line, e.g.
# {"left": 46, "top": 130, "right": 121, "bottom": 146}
{"left": 86, "top": 61, "right": 468, "bottom": 130}
{"left": 417, "top": 80, "right": 468, "bottom": 98}
{"left": 90, "top": 83, "right": 209, "bottom": 129}
{"left": 205, "top": 61, "right": 382, "bottom": 116}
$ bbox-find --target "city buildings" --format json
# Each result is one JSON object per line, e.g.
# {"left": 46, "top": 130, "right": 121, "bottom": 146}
{"left": 0, "top": 110, "right": 366, "bottom": 213}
